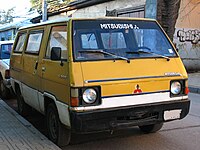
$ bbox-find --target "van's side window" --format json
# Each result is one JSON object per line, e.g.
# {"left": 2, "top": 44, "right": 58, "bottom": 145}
{"left": 14, "top": 33, "right": 27, "bottom": 52}
{"left": 26, "top": 31, "right": 43, "bottom": 54}
{"left": 46, "top": 26, "right": 67, "bottom": 59}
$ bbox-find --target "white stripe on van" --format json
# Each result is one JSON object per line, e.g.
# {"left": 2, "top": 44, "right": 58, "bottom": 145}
{"left": 71, "top": 92, "right": 188, "bottom": 112}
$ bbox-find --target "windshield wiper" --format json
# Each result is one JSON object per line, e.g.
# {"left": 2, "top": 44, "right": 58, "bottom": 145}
{"left": 78, "top": 50, "right": 130, "bottom": 63}
{"left": 126, "top": 50, "right": 170, "bottom": 61}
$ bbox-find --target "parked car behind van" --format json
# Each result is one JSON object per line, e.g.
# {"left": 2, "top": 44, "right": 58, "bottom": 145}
{"left": 10, "top": 18, "right": 190, "bottom": 146}
{"left": 0, "top": 40, "right": 13, "bottom": 98}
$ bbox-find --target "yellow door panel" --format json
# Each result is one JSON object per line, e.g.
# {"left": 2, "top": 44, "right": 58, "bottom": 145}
{"left": 23, "top": 54, "right": 39, "bottom": 88}
{"left": 10, "top": 53, "right": 23, "bottom": 81}
{"left": 41, "top": 59, "right": 70, "bottom": 104}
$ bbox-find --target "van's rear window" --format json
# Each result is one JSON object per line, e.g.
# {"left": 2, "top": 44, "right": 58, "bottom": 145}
{"left": 73, "top": 20, "right": 177, "bottom": 61}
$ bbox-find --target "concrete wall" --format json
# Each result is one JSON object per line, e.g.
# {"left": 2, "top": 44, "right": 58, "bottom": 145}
{"left": 48, "top": 12, "right": 67, "bottom": 20}
{"left": 65, "top": 0, "right": 145, "bottom": 18}
{"left": 173, "top": 0, "right": 200, "bottom": 72}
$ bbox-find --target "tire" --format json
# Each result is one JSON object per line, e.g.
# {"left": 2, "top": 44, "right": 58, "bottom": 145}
{"left": 0, "top": 80, "right": 10, "bottom": 99}
{"left": 16, "top": 89, "right": 30, "bottom": 116}
{"left": 139, "top": 123, "right": 163, "bottom": 133}
{"left": 46, "top": 103, "right": 71, "bottom": 147}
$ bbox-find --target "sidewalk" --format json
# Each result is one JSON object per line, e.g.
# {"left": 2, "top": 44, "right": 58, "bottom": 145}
{"left": 188, "top": 72, "right": 200, "bottom": 94}
{"left": 0, "top": 100, "right": 61, "bottom": 150}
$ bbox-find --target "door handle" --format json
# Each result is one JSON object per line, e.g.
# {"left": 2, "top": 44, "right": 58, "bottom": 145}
{"left": 34, "top": 61, "right": 38, "bottom": 70}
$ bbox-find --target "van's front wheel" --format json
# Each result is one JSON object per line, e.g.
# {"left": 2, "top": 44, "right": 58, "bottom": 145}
{"left": 46, "top": 103, "right": 71, "bottom": 147}
{"left": 139, "top": 123, "right": 163, "bottom": 133}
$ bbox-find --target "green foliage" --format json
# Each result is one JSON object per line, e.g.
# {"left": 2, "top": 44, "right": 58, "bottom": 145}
{"left": 30, "top": 0, "right": 70, "bottom": 14}
{"left": 0, "top": 8, "right": 14, "bottom": 24}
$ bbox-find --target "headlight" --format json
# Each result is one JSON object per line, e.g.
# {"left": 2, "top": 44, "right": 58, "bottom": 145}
{"left": 171, "top": 81, "right": 181, "bottom": 95}
{"left": 83, "top": 88, "right": 97, "bottom": 104}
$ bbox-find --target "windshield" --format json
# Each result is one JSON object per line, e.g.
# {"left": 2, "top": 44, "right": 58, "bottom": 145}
{"left": 73, "top": 20, "right": 177, "bottom": 61}
{"left": 0, "top": 43, "right": 13, "bottom": 59}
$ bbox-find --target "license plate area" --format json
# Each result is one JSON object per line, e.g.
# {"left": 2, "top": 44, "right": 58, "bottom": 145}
{"left": 164, "top": 109, "right": 182, "bottom": 121}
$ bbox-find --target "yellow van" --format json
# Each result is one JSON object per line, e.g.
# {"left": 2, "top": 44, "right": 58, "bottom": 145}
{"left": 10, "top": 18, "right": 190, "bottom": 146}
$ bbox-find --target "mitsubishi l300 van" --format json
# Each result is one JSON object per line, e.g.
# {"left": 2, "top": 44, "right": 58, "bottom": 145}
{"left": 10, "top": 18, "right": 190, "bottom": 146}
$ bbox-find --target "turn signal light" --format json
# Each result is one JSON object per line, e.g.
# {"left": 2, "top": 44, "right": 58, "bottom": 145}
{"left": 185, "top": 87, "right": 189, "bottom": 95}
{"left": 71, "top": 97, "right": 79, "bottom": 107}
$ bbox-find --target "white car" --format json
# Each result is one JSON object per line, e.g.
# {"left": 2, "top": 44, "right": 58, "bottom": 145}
{"left": 0, "top": 41, "right": 14, "bottom": 98}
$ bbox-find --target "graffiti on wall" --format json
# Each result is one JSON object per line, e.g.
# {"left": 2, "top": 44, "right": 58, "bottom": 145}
{"left": 177, "top": 29, "right": 200, "bottom": 44}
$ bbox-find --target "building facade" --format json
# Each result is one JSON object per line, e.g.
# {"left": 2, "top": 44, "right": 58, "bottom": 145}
{"left": 173, "top": 0, "right": 200, "bottom": 71}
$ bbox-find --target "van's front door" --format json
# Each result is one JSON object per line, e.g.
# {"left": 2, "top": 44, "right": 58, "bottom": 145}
{"left": 39, "top": 25, "right": 70, "bottom": 105}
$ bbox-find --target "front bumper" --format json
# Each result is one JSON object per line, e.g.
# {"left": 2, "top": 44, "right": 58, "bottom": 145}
{"left": 70, "top": 99, "right": 190, "bottom": 133}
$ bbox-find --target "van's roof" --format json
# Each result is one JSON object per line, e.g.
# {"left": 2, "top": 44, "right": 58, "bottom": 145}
{"left": 0, "top": 40, "right": 14, "bottom": 45}
{"left": 19, "top": 18, "right": 70, "bottom": 30}
{"left": 19, "top": 17, "right": 156, "bottom": 30}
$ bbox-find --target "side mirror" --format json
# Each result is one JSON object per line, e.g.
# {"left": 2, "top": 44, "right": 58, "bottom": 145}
{"left": 51, "top": 47, "right": 61, "bottom": 61}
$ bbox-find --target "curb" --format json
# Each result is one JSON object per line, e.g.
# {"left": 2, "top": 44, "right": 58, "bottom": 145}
{"left": 189, "top": 86, "right": 200, "bottom": 94}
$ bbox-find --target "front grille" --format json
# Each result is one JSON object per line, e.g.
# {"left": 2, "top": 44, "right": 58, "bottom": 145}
{"left": 117, "top": 112, "right": 159, "bottom": 121}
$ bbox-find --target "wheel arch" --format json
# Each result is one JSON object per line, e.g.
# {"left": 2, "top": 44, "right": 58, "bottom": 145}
{"left": 44, "top": 92, "right": 71, "bottom": 128}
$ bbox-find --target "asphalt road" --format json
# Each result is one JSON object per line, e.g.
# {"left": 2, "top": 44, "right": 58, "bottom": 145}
{"left": 4, "top": 93, "right": 200, "bottom": 150}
